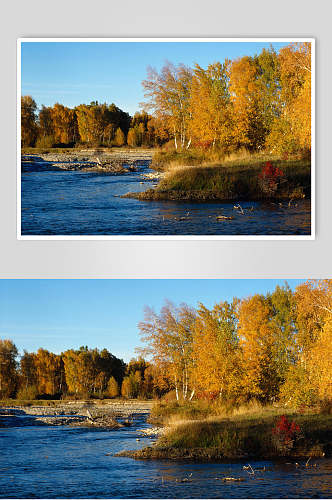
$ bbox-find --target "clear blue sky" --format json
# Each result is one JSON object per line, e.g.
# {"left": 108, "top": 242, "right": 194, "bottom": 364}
{"left": 0, "top": 279, "right": 305, "bottom": 361}
{"left": 21, "top": 41, "right": 289, "bottom": 116}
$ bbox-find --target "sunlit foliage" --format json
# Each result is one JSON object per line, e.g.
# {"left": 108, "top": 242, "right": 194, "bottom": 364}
{"left": 3, "top": 279, "right": 329, "bottom": 409}
{"left": 21, "top": 43, "right": 311, "bottom": 155}
{"left": 21, "top": 96, "right": 37, "bottom": 146}
{"left": 138, "top": 301, "right": 197, "bottom": 401}
{"left": 0, "top": 340, "right": 18, "bottom": 398}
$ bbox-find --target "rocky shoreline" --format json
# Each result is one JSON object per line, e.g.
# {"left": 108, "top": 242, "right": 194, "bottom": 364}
{"left": 0, "top": 401, "right": 153, "bottom": 429}
{"left": 21, "top": 150, "right": 152, "bottom": 174}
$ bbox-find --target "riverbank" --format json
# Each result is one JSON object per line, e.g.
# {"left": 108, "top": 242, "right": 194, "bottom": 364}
{"left": 0, "top": 400, "right": 153, "bottom": 429}
{"left": 21, "top": 149, "right": 153, "bottom": 173}
{"left": 123, "top": 151, "right": 311, "bottom": 202}
{"left": 118, "top": 402, "right": 332, "bottom": 462}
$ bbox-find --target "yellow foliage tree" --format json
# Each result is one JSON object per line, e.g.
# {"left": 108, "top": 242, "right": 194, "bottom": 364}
{"left": 141, "top": 62, "right": 193, "bottom": 150}
{"left": 192, "top": 301, "right": 240, "bottom": 400}
{"left": 229, "top": 56, "right": 263, "bottom": 150}
{"left": 50, "top": 103, "right": 77, "bottom": 144}
{"left": 237, "top": 295, "right": 278, "bottom": 400}
{"left": 21, "top": 96, "right": 37, "bottom": 146}
{"left": 267, "top": 42, "right": 311, "bottom": 153}
{"left": 114, "top": 127, "right": 125, "bottom": 146}
{"left": 307, "top": 319, "right": 332, "bottom": 401}
{"left": 138, "top": 301, "right": 196, "bottom": 401}
{"left": 107, "top": 376, "right": 119, "bottom": 398}
{"left": 0, "top": 340, "right": 18, "bottom": 398}
{"left": 189, "top": 62, "right": 233, "bottom": 150}
{"left": 34, "top": 348, "right": 62, "bottom": 396}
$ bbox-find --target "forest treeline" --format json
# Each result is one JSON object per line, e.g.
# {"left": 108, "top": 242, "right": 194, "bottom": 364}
{"left": 0, "top": 345, "right": 156, "bottom": 401}
{"left": 0, "top": 280, "right": 330, "bottom": 408}
{"left": 21, "top": 42, "right": 311, "bottom": 155}
{"left": 138, "top": 279, "right": 330, "bottom": 408}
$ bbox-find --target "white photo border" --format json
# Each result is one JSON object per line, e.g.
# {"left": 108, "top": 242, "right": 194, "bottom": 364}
{"left": 17, "top": 37, "right": 315, "bottom": 241}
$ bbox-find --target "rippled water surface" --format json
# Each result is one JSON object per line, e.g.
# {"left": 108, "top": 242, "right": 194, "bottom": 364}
{"left": 21, "top": 163, "right": 311, "bottom": 236}
{"left": 0, "top": 413, "right": 331, "bottom": 499}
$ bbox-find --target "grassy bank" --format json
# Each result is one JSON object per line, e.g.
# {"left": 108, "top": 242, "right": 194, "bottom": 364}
{"left": 119, "top": 401, "right": 331, "bottom": 461}
{"left": 125, "top": 150, "right": 311, "bottom": 202}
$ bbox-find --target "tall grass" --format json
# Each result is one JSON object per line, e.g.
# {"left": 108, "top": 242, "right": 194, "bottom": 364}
{"left": 152, "top": 400, "right": 332, "bottom": 458}
{"left": 148, "top": 150, "right": 311, "bottom": 200}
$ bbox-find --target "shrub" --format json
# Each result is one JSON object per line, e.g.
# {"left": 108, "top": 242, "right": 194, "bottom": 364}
{"left": 258, "top": 161, "right": 285, "bottom": 195}
{"left": 35, "top": 135, "right": 56, "bottom": 149}
{"left": 16, "top": 385, "right": 38, "bottom": 400}
{"left": 272, "top": 415, "right": 302, "bottom": 453}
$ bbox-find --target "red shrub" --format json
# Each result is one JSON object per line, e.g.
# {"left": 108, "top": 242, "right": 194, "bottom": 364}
{"left": 272, "top": 415, "right": 302, "bottom": 453}
{"left": 258, "top": 161, "right": 285, "bottom": 195}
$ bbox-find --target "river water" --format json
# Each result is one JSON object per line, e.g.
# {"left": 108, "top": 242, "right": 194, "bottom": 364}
{"left": 0, "top": 412, "right": 331, "bottom": 499}
{"left": 21, "top": 161, "right": 311, "bottom": 236}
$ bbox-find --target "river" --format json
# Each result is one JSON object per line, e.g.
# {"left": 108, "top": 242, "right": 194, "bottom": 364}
{"left": 0, "top": 410, "right": 331, "bottom": 499}
{"left": 21, "top": 161, "right": 311, "bottom": 236}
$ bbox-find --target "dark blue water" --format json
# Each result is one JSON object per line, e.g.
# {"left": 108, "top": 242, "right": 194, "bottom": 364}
{"left": 21, "top": 162, "right": 311, "bottom": 236}
{"left": 0, "top": 412, "right": 331, "bottom": 499}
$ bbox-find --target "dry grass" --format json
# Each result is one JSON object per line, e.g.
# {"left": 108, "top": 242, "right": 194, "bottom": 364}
{"left": 149, "top": 400, "right": 332, "bottom": 459}
{"left": 148, "top": 151, "right": 311, "bottom": 201}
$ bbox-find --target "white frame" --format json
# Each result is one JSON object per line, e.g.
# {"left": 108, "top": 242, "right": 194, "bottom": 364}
{"left": 17, "top": 37, "right": 315, "bottom": 240}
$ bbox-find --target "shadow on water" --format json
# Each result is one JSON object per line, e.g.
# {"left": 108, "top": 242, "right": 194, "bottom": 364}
{"left": 21, "top": 161, "right": 311, "bottom": 236}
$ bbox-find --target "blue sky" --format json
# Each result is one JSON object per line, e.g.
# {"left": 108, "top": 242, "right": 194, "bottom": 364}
{"left": 0, "top": 279, "right": 305, "bottom": 361}
{"left": 21, "top": 41, "right": 289, "bottom": 116}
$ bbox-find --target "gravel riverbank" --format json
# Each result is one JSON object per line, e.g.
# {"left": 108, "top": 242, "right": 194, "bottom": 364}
{"left": 21, "top": 150, "right": 153, "bottom": 173}
{"left": 0, "top": 400, "right": 154, "bottom": 429}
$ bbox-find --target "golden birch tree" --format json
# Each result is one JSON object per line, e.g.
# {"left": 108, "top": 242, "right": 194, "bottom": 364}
{"left": 141, "top": 62, "right": 193, "bottom": 150}
{"left": 138, "top": 301, "right": 196, "bottom": 401}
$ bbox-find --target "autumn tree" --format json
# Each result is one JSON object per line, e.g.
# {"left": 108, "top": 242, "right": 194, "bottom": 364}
{"left": 34, "top": 348, "right": 63, "bottom": 396}
{"left": 267, "top": 42, "right": 311, "bottom": 153}
{"left": 0, "top": 340, "right": 18, "bottom": 398}
{"left": 121, "top": 374, "right": 139, "bottom": 398}
{"left": 107, "top": 376, "right": 119, "bottom": 398}
{"left": 18, "top": 350, "right": 38, "bottom": 398}
{"left": 127, "top": 127, "right": 139, "bottom": 147}
{"left": 281, "top": 280, "right": 332, "bottom": 406}
{"left": 141, "top": 62, "right": 193, "bottom": 150}
{"left": 189, "top": 62, "right": 233, "bottom": 150}
{"left": 294, "top": 279, "right": 330, "bottom": 355}
{"left": 114, "top": 127, "right": 125, "bottom": 147}
{"left": 21, "top": 96, "right": 37, "bottom": 146}
{"left": 123, "top": 357, "right": 154, "bottom": 398}
{"left": 76, "top": 102, "right": 109, "bottom": 144}
{"left": 62, "top": 346, "right": 124, "bottom": 397}
{"left": 192, "top": 301, "right": 240, "bottom": 400}
{"left": 268, "top": 284, "right": 297, "bottom": 381}
{"left": 229, "top": 56, "right": 266, "bottom": 150}
{"left": 254, "top": 48, "right": 281, "bottom": 139}
{"left": 306, "top": 318, "right": 332, "bottom": 401}
{"left": 237, "top": 294, "right": 280, "bottom": 401}
{"left": 38, "top": 106, "right": 54, "bottom": 137}
{"left": 138, "top": 301, "right": 196, "bottom": 401}
{"left": 50, "top": 103, "right": 77, "bottom": 145}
